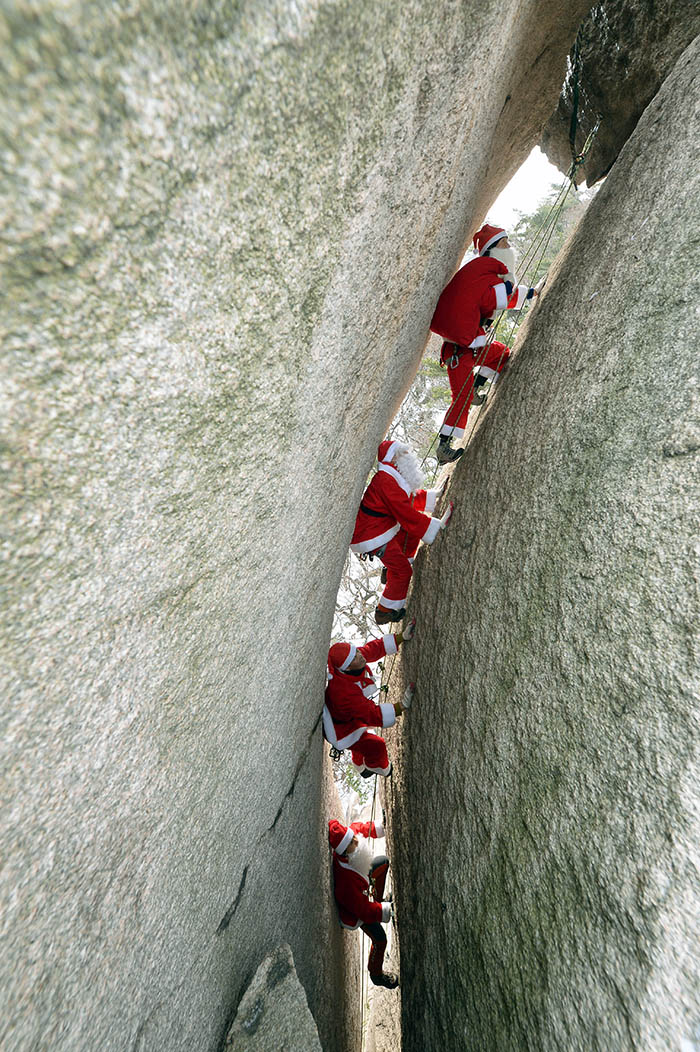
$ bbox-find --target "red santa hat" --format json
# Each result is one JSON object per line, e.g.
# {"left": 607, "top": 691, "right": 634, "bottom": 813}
{"left": 328, "top": 642, "right": 357, "bottom": 673}
{"left": 328, "top": 819, "right": 354, "bottom": 855}
{"left": 473, "top": 224, "right": 507, "bottom": 256}
{"left": 377, "top": 439, "right": 408, "bottom": 464}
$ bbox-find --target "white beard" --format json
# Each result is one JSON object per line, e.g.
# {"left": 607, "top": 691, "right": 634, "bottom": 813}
{"left": 346, "top": 837, "right": 373, "bottom": 878}
{"left": 489, "top": 245, "right": 518, "bottom": 286}
{"left": 393, "top": 449, "right": 425, "bottom": 494}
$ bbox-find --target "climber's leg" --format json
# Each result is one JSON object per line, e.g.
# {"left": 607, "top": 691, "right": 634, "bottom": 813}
{"left": 474, "top": 340, "right": 510, "bottom": 384}
{"left": 440, "top": 352, "right": 474, "bottom": 440}
{"left": 376, "top": 535, "right": 413, "bottom": 622}
{"left": 370, "top": 856, "right": 390, "bottom": 901}
{"left": 351, "top": 734, "right": 391, "bottom": 776}
{"left": 362, "top": 922, "right": 399, "bottom": 988}
{"left": 362, "top": 921, "right": 387, "bottom": 976}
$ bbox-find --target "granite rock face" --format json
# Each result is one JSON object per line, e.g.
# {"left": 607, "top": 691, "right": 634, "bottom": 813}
{"left": 224, "top": 944, "right": 322, "bottom": 1051}
{"left": 0, "top": 1, "right": 587, "bottom": 1050}
{"left": 542, "top": 0, "right": 700, "bottom": 184}
{"left": 389, "top": 38, "right": 700, "bottom": 1052}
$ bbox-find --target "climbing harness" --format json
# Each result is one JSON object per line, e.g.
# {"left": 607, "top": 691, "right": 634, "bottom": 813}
{"left": 358, "top": 543, "right": 387, "bottom": 563}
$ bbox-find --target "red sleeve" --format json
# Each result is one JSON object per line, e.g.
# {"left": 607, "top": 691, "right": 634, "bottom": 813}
{"left": 357, "top": 636, "right": 393, "bottom": 664}
{"left": 382, "top": 479, "right": 434, "bottom": 538}
{"left": 334, "top": 877, "right": 384, "bottom": 925}
{"left": 351, "top": 821, "right": 382, "bottom": 839}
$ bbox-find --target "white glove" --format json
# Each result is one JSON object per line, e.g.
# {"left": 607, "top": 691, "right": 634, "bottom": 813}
{"left": 440, "top": 501, "right": 454, "bottom": 529}
{"left": 402, "top": 618, "right": 416, "bottom": 642}
{"left": 381, "top": 902, "right": 392, "bottom": 923}
{"left": 533, "top": 275, "right": 547, "bottom": 295}
{"left": 401, "top": 683, "right": 415, "bottom": 710}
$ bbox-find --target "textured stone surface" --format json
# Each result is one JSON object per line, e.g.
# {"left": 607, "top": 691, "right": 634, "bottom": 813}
{"left": 224, "top": 944, "right": 322, "bottom": 1051}
{"left": 365, "top": 946, "right": 402, "bottom": 1052}
{"left": 388, "top": 38, "right": 700, "bottom": 1052}
{"left": 1, "top": 2, "right": 589, "bottom": 1049}
{"left": 542, "top": 0, "right": 700, "bottom": 184}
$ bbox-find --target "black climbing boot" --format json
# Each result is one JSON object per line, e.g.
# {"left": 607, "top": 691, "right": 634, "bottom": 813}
{"left": 472, "top": 374, "right": 488, "bottom": 406}
{"left": 371, "top": 972, "right": 399, "bottom": 989}
{"left": 375, "top": 606, "right": 405, "bottom": 625}
{"left": 436, "top": 437, "right": 464, "bottom": 464}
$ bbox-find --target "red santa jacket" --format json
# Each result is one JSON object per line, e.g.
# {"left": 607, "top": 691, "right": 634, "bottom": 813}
{"left": 350, "top": 465, "right": 441, "bottom": 555}
{"left": 323, "top": 635, "right": 398, "bottom": 750}
{"left": 431, "top": 255, "right": 530, "bottom": 353}
{"left": 332, "top": 821, "right": 385, "bottom": 928}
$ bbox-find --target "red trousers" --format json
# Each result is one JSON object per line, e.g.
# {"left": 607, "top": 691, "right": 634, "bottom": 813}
{"left": 378, "top": 529, "right": 420, "bottom": 610}
{"left": 351, "top": 732, "right": 390, "bottom": 775}
{"left": 362, "top": 856, "right": 390, "bottom": 975}
{"left": 440, "top": 340, "right": 510, "bottom": 438}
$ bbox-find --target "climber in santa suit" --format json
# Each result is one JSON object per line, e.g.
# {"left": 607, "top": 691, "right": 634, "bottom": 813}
{"left": 350, "top": 439, "right": 453, "bottom": 625}
{"left": 324, "top": 622, "right": 416, "bottom": 777}
{"left": 328, "top": 817, "right": 398, "bottom": 989}
{"left": 430, "top": 223, "right": 540, "bottom": 464}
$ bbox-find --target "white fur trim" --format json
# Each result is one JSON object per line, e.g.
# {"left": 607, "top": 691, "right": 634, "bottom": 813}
{"left": 379, "top": 591, "right": 406, "bottom": 610}
{"left": 336, "top": 827, "right": 354, "bottom": 855}
{"left": 323, "top": 706, "right": 372, "bottom": 751}
{"left": 350, "top": 523, "right": 400, "bottom": 555}
{"left": 494, "top": 282, "right": 508, "bottom": 310}
{"left": 374, "top": 821, "right": 385, "bottom": 837}
{"left": 479, "top": 229, "right": 507, "bottom": 255}
{"left": 338, "top": 645, "right": 356, "bottom": 672}
{"left": 510, "top": 284, "right": 528, "bottom": 309}
{"left": 469, "top": 333, "right": 487, "bottom": 349}
{"left": 475, "top": 366, "right": 498, "bottom": 381}
{"left": 377, "top": 462, "right": 411, "bottom": 496}
{"left": 383, "top": 634, "right": 398, "bottom": 655}
{"left": 362, "top": 760, "right": 391, "bottom": 776}
{"left": 337, "top": 856, "right": 370, "bottom": 884}
{"left": 422, "top": 517, "right": 441, "bottom": 544}
{"left": 440, "top": 424, "right": 465, "bottom": 438}
{"left": 380, "top": 702, "right": 396, "bottom": 728}
{"left": 380, "top": 440, "right": 400, "bottom": 464}
{"left": 424, "top": 489, "right": 439, "bottom": 514}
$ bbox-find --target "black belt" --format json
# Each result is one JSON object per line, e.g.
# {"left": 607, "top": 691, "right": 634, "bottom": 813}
{"left": 360, "top": 503, "right": 390, "bottom": 519}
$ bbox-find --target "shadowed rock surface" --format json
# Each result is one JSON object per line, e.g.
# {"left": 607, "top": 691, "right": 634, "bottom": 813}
{"left": 224, "top": 944, "right": 322, "bottom": 1051}
{"left": 1, "top": 1, "right": 588, "bottom": 1050}
{"left": 388, "top": 37, "right": 700, "bottom": 1052}
{"left": 542, "top": 0, "right": 700, "bottom": 184}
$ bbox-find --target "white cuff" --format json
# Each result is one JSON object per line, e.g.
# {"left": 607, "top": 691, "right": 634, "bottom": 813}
{"left": 422, "top": 517, "right": 441, "bottom": 544}
{"left": 383, "top": 634, "right": 398, "bottom": 655}
{"left": 424, "top": 489, "right": 439, "bottom": 514}
{"left": 511, "top": 284, "right": 529, "bottom": 309}
{"left": 494, "top": 282, "right": 508, "bottom": 309}
{"left": 379, "top": 591, "right": 406, "bottom": 610}
{"left": 379, "top": 702, "right": 396, "bottom": 728}
{"left": 374, "top": 821, "right": 385, "bottom": 838}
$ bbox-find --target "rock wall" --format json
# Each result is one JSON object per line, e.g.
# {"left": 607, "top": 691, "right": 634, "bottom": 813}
{"left": 542, "top": 0, "right": 700, "bottom": 184}
{"left": 388, "top": 38, "right": 700, "bottom": 1052}
{"left": 224, "top": 944, "right": 322, "bottom": 1051}
{"left": 0, "top": 1, "right": 589, "bottom": 1050}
